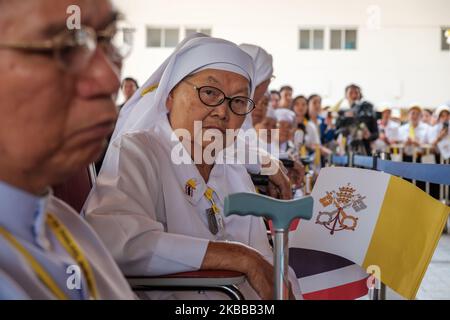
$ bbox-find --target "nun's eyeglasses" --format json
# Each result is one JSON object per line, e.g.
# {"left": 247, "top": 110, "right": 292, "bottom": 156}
{"left": 0, "top": 21, "right": 134, "bottom": 73}
{"left": 183, "top": 80, "right": 255, "bottom": 116}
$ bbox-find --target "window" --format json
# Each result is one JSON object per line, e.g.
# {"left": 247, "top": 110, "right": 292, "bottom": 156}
{"left": 164, "top": 29, "right": 179, "bottom": 47}
{"left": 313, "top": 30, "right": 324, "bottom": 49}
{"left": 298, "top": 29, "right": 324, "bottom": 50}
{"left": 442, "top": 27, "right": 450, "bottom": 51}
{"left": 299, "top": 30, "right": 310, "bottom": 49}
{"left": 330, "top": 30, "right": 341, "bottom": 49}
{"left": 147, "top": 28, "right": 161, "bottom": 47}
{"left": 186, "top": 28, "right": 212, "bottom": 37}
{"left": 330, "top": 29, "right": 358, "bottom": 50}
{"left": 146, "top": 28, "right": 179, "bottom": 48}
{"left": 345, "top": 30, "right": 357, "bottom": 49}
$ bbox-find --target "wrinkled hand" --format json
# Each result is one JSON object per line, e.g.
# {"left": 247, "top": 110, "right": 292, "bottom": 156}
{"left": 201, "top": 242, "right": 296, "bottom": 300}
{"left": 245, "top": 250, "right": 295, "bottom": 300}
{"left": 245, "top": 253, "right": 275, "bottom": 300}
{"left": 287, "top": 159, "right": 305, "bottom": 190}
{"left": 265, "top": 160, "right": 292, "bottom": 200}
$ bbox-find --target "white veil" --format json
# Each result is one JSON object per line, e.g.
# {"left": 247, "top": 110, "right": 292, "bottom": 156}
{"left": 99, "top": 35, "right": 256, "bottom": 177}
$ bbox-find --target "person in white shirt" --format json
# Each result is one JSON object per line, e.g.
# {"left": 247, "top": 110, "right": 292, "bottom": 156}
{"left": 421, "top": 108, "right": 434, "bottom": 126}
{"left": 374, "top": 104, "right": 400, "bottom": 152}
{"left": 292, "top": 96, "right": 320, "bottom": 151}
{"left": 278, "top": 86, "right": 294, "bottom": 109}
{"left": 428, "top": 105, "right": 450, "bottom": 157}
{"left": 398, "top": 105, "right": 430, "bottom": 158}
{"left": 84, "top": 36, "right": 301, "bottom": 300}
{"left": 305, "top": 94, "right": 332, "bottom": 158}
{"left": 0, "top": 0, "right": 135, "bottom": 300}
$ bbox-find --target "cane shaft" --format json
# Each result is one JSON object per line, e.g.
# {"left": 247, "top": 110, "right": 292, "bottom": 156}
{"left": 274, "top": 230, "right": 289, "bottom": 300}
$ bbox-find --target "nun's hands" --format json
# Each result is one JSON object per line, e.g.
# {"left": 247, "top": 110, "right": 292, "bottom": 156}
{"left": 262, "top": 158, "right": 292, "bottom": 200}
{"left": 201, "top": 242, "right": 296, "bottom": 300}
{"left": 263, "top": 158, "right": 305, "bottom": 200}
{"left": 201, "top": 242, "right": 273, "bottom": 299}
{"left": 246, "top": 256, "right": 295, "bottom": 300}
{"left": 287, "top": 159, "right": 305, "bottom": 190}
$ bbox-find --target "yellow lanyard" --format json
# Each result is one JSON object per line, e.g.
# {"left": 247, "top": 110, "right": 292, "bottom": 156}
{"left": 409, "top": 125, "right": 416, "bottom": 139}
{"left": 0, "top": 213, "right": 98, "bottom": 300}
{"left": 204, "top": 187, "right": 220, "bottom": 215}
{"left": 314, "top": 145, "right": 321, "bottom": 167}
{"left": 299, "top": 145, "right": 307, "bottom": 157}
{"left": 204, "top": 187, "right": 225, "bottom": 236}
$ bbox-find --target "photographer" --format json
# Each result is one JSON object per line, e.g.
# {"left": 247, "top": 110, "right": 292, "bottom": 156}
{"left": 335, "top": 99, "right": 379, "bottom": 155}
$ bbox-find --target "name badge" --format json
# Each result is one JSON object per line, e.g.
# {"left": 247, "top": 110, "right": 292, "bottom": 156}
{"left": 206, "top": 208, "right": 219, "bottom": 235}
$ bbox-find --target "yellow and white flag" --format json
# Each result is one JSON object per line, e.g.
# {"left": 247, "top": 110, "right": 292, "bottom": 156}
{"left": 290, "top": 167, "right": 450, "bottom": 299}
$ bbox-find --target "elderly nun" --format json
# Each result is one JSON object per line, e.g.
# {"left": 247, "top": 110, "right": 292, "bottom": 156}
{"left": 84, "top": 36, "right": 302, "bottom": 300}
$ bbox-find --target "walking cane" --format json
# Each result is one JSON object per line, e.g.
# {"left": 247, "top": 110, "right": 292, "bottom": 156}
{"left": 224, "top": 193, "right": 313, "bottom": 300}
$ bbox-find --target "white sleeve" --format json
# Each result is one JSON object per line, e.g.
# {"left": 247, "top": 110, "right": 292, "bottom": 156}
{"left": 294, "top": 130, "right": 304, "bottom": 148}
{"left": 305, "top": 123, "right": 321, "bottom": 148}
{"left": 0, "top": 270, "right": 30, "bottom": 300}
{"left": 420, "top": 124, "right": 431, "bottom": 144}
{"left": 84, "top": 134, "right": 209, "bottom": 276}
{"left": 398, "top": 125, "right": 408, "bottom": 143}
{"left": 426, "top": 125, "right": 438, "bottom": 144}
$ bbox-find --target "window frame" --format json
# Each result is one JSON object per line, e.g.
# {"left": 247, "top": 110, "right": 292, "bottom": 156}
{"left": 298, "top": 27, "right": 325, "bottom": 50}
{"left": 441, "top": 26, "right": 450, "bottom": 51}
{"left": 146, "top": 26, "right": 180, "bottom": 48}
{"left": 329, "top": 27, "right": 358, "bottom": 51}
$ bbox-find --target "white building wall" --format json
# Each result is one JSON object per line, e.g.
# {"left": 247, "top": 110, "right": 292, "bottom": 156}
{"left": 113, "top": 0, "right": 450, "bottom": 107}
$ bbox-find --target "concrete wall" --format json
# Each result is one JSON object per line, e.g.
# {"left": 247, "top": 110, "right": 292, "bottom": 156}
{"left": 113, "top": 0, "right": 450, "bottom": 108}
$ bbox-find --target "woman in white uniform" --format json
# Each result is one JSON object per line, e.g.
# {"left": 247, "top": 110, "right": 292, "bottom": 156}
{"left": 398, "top": 105, "right": 430, "bottom": 158}
{"left": 84, "top": 36, "right": 301, "bottom": 300}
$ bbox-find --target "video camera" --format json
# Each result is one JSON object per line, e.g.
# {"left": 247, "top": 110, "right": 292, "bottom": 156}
{"left": 335, "top": 100, "right": 378, "bottom": 155}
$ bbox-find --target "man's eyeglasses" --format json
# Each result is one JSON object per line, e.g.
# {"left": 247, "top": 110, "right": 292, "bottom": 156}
{"left": 183, "top": 80, "right": 255, "bottom": 116}
{"left": 0, "top": 21, "right": 134, "bottom": 73}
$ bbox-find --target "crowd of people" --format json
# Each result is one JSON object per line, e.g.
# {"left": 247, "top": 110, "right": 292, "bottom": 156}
{"left": 0, "top": 0, "right": 449, "bottom": 301}
{"left": 257, "top": 85, "right": 450, "bottom": 163}
{"left": 117, "top": 73, "right": 450, "bottom": 172}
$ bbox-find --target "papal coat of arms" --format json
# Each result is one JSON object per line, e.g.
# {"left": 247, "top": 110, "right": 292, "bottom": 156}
{"left": 316, "top": 183, "right": 367, "bottom": 235}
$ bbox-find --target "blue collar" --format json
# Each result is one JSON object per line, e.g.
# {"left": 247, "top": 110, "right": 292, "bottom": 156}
{"left": 0, "top": 181, "right": 50, "bottom": 249}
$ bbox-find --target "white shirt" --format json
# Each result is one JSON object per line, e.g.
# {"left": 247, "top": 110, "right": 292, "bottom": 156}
{"left": 84, "top": 117, "right": 301, "bottom": 299}
{"left": 427, "top": 123, "right": 449, "bottom": 143}
{"left": 0, "top": 182, "right": 135, "bottom": 300}
{"left": 398, "top": 122, "right": 430, "bottom": 156}
{"left": 0, "top": 269, "right": 29, "bottom": 300}
{"left": 427, "top": 122, "right": 450, "bottom": 155}
{"left": 374, "top": 120, "right": 400, "bottom": 151}
{"left": 294, "top": 124, "right": 320, "bottom": 148}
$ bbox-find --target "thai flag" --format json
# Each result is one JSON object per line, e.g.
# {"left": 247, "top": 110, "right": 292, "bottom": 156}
{"left": 289, "top": 248, "right": 369, "bottom": 300}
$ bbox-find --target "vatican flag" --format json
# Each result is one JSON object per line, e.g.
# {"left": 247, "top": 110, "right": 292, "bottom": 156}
{"left": 289, "top": 167, "right": 450, "bottom": 299}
